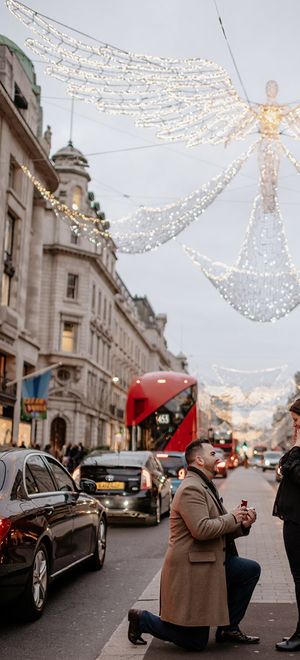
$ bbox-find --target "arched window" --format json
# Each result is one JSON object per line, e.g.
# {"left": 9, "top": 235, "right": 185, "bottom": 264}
{"left": 72, "top": 186, "right": 82, "bottom": 211}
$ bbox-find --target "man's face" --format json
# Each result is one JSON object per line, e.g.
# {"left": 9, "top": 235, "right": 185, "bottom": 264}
{"left": 195, "top": 443, "right": 221, "bottom": 476}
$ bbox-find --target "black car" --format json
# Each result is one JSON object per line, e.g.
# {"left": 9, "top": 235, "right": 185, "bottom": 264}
{"left": 73, "top": 451, "right": 172, "bottom": 525}
{"left": 0, "top": 449, "right": 107, "bottom": 621}
{"left": 155, "top": 451, "right": 187, "bottom": 495}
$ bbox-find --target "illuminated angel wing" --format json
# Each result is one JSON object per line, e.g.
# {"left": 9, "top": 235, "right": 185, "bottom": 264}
{"left": 7, "top": 0, "right": 258, "bottom": 146}
{"left": 281, "top": 105, "right": 300, "bottom": 140}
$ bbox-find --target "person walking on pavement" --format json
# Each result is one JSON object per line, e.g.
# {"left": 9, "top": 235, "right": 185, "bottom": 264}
{"left": 128, "top": 438, "right": 261, "bottom": 652}
{"left": 274, "top": 398, "right": 300, "bottom": 652}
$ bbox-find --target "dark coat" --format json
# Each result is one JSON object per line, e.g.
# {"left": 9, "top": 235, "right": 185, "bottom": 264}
{"left": 273, "top": 446, "right": 300, "bottom": 524}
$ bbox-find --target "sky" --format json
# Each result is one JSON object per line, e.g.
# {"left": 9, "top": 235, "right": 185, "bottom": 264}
{"left": 2, "top": 0, "right": 300, "bottom": 387}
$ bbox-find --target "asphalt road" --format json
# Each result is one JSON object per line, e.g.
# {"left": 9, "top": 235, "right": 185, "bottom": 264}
{"left": 1, "top": 468, "right": 278, "bottom": 660}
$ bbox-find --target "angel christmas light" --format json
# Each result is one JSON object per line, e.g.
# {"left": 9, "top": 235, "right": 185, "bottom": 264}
{"left": 7, "top": 0, "right": 300, "bottom": 321}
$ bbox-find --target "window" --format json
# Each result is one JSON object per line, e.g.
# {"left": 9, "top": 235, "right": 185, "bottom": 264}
{"left": 70, "top": 230, "right": 79, "bottom": 245}
{"left": 0, "top": 355, "right": 6, "bottom": 379}
{"left": 89, "top": 329, "right": 95, "bottom": 356}
{"left": 103, "top": 297, "right": 107, "bottom": 321}
{"left": 92, "top": 284, "right": 96, "bottom": 312}
{"left": 44, "top": 456, "right": 75, "bottom": 492}
{"left": 1, "top": 213, "right": 15, "bottom": 306}
{"left": 61, "top": 322, "right": 77, "bottom": 352}
{"left": 98, "top": 290, "right": 102, "bottom": 316}
{"left": 9, "top": 157, "right": 22, "bottom": 194}
{"left": 66, "top": 273, "right": 78, "bottom": 299}
{"left": 72, "top": 186, "right": 82, "bottom": 211}
{"left": 108, "top": 303, "right": 112, "bottom": 327}
{"left": 25, "top": 455, "right": 55, "bottom": 494}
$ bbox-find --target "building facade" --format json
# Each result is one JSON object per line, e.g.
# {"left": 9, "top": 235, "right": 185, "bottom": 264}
{"left": 0, "top": 37, "right": 188, "bottom": 451}
{"left": 0, "top": 35, "right": 58, "bottom": 445}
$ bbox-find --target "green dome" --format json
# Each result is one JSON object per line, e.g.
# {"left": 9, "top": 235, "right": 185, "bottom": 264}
{"left": 0, "top": 34, "right": 35, "bottom": 85}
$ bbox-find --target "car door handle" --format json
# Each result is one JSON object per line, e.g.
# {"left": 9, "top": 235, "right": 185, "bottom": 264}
{"left": 44, "top": 506, "right": 54, "bottom": 516}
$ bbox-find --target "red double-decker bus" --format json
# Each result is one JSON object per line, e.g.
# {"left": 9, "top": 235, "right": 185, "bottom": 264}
{"left": 126, "top": 371, "right": 198, "bottom": 452}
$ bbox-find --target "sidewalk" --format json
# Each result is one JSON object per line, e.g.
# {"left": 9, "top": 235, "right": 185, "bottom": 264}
{"left": 96, "top": 468, "right": 296, "bottom": 659}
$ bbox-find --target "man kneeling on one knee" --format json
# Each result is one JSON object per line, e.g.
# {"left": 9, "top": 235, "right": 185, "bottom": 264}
{"left": 128, "top": 438, "right": 261, "bottom": 652}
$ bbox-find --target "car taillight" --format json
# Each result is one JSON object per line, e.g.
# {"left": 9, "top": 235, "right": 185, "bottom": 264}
{"left": 177, "top": 468, "right": 186, "bottom": 480}
{"left": 140, "top": 468, "right": 152, "bottom": 490}
{"left": 0, "top": 518, "right": 11, "bottom": 543}
{"left": 217, "top": 461, "right": 226, "bottom": 468}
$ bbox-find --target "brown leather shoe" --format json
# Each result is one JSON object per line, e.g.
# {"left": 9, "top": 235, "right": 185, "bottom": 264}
{"left": 128, "top": 609, "right": 147, "bottom": 646}
{"left": 216, "top": 629, "right": 260, "bottom": 644}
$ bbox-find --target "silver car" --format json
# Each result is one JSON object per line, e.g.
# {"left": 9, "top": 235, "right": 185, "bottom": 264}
{"left": 262, "top": 451, "right": 283, "bottom": 472}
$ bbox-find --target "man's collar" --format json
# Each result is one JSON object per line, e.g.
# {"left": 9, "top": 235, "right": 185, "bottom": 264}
{"left": 188, "top": 465, "right": 213, "bottom": 486}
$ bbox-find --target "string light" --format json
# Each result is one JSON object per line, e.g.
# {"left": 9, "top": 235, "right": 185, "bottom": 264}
{"left": 21, "top": 146, "right": 255, "bottom": 254}
{"left": 21, "top": 166, "right": 111, "bottom": 246}
{"left": 184, "top": 138, "right": 300, "bottom": 323}
{"left": 6, "top": 0, "right": 259, "bottom": 146}
{"left": 111, "top": 144, "right": 256, "bottom": 253}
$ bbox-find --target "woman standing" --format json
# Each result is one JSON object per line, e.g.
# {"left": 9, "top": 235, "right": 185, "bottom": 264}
{"left": 273, "top": 399, "right": 300, "bottom": 652}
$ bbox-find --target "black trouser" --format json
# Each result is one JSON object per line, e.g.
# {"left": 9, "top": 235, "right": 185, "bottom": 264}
{"left": 283, "top": 521, "right": 300, "bottom": 633}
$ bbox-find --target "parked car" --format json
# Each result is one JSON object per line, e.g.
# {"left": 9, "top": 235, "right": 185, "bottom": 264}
{"left": 262, "top": 450, "right": 283, "bottom": 472}
{"left": 155, "top": 451, "right": 187, "bottom": 494}
{"left": 0, "top": 448, "right": 107, "bottom": 621}
{"left": 73, "top": 451, "right": 172, "bottom": 525}
{"left": 213, "top": 448, "right": 228, "bottom": 478}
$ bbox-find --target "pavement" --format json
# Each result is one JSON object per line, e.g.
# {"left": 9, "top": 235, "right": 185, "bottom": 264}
{"left": 96, "top": 468, "right": 297, "bottom": 659}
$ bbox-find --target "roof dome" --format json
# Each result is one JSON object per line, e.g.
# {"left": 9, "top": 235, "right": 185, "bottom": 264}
{"left": 0, "top": 34, "right": 36, "bottom": 85}
{"left": 52, "top": 141, "right": 90, "bottom": 180}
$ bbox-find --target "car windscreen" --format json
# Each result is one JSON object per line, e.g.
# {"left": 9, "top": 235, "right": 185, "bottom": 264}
{"left": 0, "top": 460, "right": 5, "bottom": 490}
{"left": 264, "top": 452, "right": 282, "bottom": 459}
{"left": 156, "top": 456, "right": 186, "bottom": 470}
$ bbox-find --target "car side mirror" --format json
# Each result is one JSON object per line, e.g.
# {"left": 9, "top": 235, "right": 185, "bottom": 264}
{"left": 80, "top": 478, "right": 97, "bottom": 495}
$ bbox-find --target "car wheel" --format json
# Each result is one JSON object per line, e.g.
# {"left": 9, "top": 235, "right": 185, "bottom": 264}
{"left": 262, "top": 468, "right": 266, "bottom": 472}
{"left": 223, "top": 472, "right": 228, "bottom": 478}
{"left": 20, "top": 543, "right": 49, "bottom": 621}
{"left": 89, "top": 517, "right": 107, "bottom": 570}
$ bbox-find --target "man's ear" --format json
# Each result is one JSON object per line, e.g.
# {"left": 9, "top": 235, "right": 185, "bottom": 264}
{"left": 195, "top": 454, "right": 204, "bottom": 466}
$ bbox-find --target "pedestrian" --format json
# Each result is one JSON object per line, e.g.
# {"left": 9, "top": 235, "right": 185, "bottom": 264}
{"left": 243, "top": 451, "right": 249, "bottom": 469}
{"left": 273, "top": 398, "right": 300, "bottom": 652}
{"left": 128, "top": 438, "right": 260, "bottom": 652}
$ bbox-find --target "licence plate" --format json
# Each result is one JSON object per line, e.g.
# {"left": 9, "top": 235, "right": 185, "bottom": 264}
{"left": 96, "top": 481, "right": 125, "bottom": 490}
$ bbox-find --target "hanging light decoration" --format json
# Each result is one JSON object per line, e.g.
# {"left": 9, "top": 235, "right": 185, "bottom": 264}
{"left": 21, "top": 166, "right": 111, "bottom": 245}
{"left": 8, "top": 2, "right": 300, "bottom": 323}
{"left": 184, "top": 190, "right": 300, "bottom": 322}
{"left": 111, "top": 144, "right": 256, "bottom": 252}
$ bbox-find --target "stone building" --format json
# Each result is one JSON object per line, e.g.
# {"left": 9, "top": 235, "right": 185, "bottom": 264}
{"left": 0, "top": 35, "right": 58, "bottom": 445}
{"left": 0, "top": 36, "right": 188, "bottom": 451}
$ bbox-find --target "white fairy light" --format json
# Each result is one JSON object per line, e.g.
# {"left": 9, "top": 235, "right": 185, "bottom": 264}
{"left": 111, "top": 144, "right": 256, "bottom": 253}
{"left": 183, "top": 171, "right": 300, "bottom": 323}
{"left": 21, "top": 166, "right": 111, "bottom": 246}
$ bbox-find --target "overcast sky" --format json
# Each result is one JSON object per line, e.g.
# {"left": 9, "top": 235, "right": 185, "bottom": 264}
{"left": 2, "top": 0, "right": 300, "bottom": 385}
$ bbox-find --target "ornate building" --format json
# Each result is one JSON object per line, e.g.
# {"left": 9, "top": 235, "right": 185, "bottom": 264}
{"left": 0, "top": 35, "right": 58, "bottom": 445}
{"left": 0, "top": 36, "right": 188, "bottom": 451}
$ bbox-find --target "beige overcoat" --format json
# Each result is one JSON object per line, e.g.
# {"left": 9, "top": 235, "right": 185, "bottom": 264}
{"left": 160, "top": 469, "right": 247, "bottom": 627}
